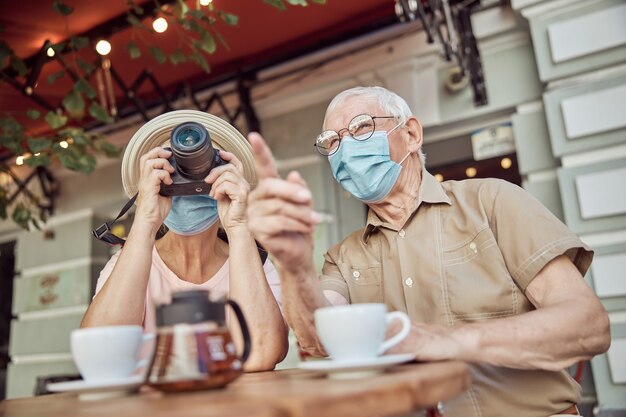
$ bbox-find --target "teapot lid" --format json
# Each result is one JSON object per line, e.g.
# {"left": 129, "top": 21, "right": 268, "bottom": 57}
{"left": 156, "top": 290, "right": 225, "bottom": 326}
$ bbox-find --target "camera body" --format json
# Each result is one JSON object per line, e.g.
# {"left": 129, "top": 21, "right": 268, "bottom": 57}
{"left": 159, "top": 121, "right": 226, "bottom": 197}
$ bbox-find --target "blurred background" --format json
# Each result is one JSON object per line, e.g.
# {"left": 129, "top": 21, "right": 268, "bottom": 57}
{"left": 0, "top": 0, "right": 625, "bottom": 414}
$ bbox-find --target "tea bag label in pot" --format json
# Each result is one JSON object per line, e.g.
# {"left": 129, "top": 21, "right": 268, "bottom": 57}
{"left": 147, "top": 290, "right": 251, "bottom": 392}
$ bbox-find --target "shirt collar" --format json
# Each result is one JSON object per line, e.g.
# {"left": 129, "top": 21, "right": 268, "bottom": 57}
{"left": 361, "top": 168, "right": 451, "bottom": 242}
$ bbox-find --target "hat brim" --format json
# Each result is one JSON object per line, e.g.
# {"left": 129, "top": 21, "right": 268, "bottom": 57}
{"left": 121, "top": 110, "right": 257, "bottom": 198}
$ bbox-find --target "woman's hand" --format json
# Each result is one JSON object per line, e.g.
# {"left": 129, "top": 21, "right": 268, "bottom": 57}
{"left": 134, "top": 147, "right": 175, "bottom": 233}
{"left": 206, "top": 150, "right": 251, "bottom": 234}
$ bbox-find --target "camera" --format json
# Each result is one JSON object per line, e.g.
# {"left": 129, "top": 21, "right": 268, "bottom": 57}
{"left": 159, "top": 121, "right": 226, "bottom": 197}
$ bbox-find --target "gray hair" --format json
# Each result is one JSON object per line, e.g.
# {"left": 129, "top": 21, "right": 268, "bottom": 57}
{"left": 323, "top": 86, "right": 426, "bottom": 165}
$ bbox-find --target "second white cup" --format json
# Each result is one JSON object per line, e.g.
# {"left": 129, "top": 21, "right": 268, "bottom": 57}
{"left": 314, "top": 303, "right": 411, "bottom": 362}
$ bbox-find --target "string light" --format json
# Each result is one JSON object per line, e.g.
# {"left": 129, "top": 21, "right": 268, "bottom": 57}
{"left": 199, "top": 0, "right": 212, "bottom": 5}
{"left": 59, "top": 140, "right": 69, "bottom": 149}
{"left": 46, "top": 47, "right": 55, "bottom": 57}
{"left": 465, "top": 167, "right": 477, "bottom": 178}
{"left": 16, "top": 156, "right": 25, "bottom": 166}
{"left": 95, "top": 40, "right": 112, "bottom": 56}
{"left": 500, "top": 157, "right": 512, "bottom": 169}
{"left": 434, "top": 173, "right": 444, "bottom": 182}
{"left": 152, "top": 17, "right": 168, "bottom": 33}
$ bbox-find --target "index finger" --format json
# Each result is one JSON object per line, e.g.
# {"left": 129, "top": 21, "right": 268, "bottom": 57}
{"left": 248, "top": 132, "right": 278, "bottom": 180}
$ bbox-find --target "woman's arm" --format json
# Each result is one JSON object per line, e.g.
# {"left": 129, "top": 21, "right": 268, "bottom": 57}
{"left": 207, "top": 150, "right": 288, "bottom": 371}
{"left": 80, "top": 147, "right": 175, "bottom": 328}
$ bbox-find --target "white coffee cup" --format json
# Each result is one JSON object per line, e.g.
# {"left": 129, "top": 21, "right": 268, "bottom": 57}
{"left": 314, "top": 303, "right": 411, "bottom": 361}
{"left": 71, "top": 325, "right": 154, "bottom": 382}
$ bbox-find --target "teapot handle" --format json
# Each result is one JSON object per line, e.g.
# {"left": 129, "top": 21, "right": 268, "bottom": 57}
{"left": 226, "top": 299, "right": 251, "bottom": 363}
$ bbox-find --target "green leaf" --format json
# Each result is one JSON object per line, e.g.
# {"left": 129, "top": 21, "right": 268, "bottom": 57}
{"left": 50, "top": 43, "right": 65, "bottom": 54}
{"left": 89, "top": 102, "right": 114, "bottom": 123}
{"left": 27, "top": 137, "right": 52, "bottom": 153}
{"left": 125, "top": 40, "right": 141, "bottom": 59}
{"left": 25, "top": 153, "right": 52, "bottom": 168}
{"left": 188, "top": 10, "right": 205, "bottom": 19}
{"left": 127, "top": 0, "right": 144, "bottom": 15}
{"left": 52, "top": 1, "right": 74, "bottom": 16}
{"left": 190, "top": 52, "right": 210, "bottom": 73}
{"left": 214, "top": 31, "right": 230, "bottom": 51}
{"left": 70, "top": 36, "right": 89, "bottom": 50}
{"left": 311, "top": 0, "right": 326, "bottom": 3}
{"left": 62, "top": 90, "right": 85, "bottom": 115}
{"left": 264, "top": 0, "right": 286, "bottom": 10}
{"left": 169, "top": 49, "right": 187, "bottom": 65}
{"left": 27, "top": 109, "right": 41, "bottom": 120}
{"left": 126, "top": 14, "right": 149, "bottom": 30}
{"left": 10, "top": 56, "right": 27, "bottom": 76}
{"left": 12, "top": 203, "right": 31, "bottom": 230}
{"left": 47, "top": 70, "right": 65, "bottom": 84}
{"left": 74, "top": 78, "right": 96, "bottom": 99}
{"left": 148, "top": 46, "right": 167, "bottom": 64}
{"left": 199, "top": 31, "right": 216, "bottom": 54}
{"left": 286, "top": 0, "right": 308, "bottom": 5}
{"left": 218, "top": 11, "right": 238, "bottom": 26}
{"left": 174, "top": 0, "right": 189, "bottom": 19}
{"left": 185, "top": 18, "right": 202, "bottom": 33}
{"left": 95, "top": 140, "right": 122, "bottom": 158}
{"left": 44, "top": 112, "right": 68, "bottom": 129}
{"left": 76, "top": 58, "right": 95, "bottom": 75}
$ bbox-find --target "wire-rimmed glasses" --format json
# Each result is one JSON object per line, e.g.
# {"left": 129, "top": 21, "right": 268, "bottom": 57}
{"left": 314, "top": 114, "right": 397, "bottom": 156}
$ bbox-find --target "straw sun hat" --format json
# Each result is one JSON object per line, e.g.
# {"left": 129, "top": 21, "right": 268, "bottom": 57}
{"left": 121, "top": 110, "right": 257, "bottom": 198}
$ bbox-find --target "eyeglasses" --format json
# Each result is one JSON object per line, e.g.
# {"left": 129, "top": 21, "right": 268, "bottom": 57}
{"left": 314, "top": 114, "right": 398, "bottom": 156}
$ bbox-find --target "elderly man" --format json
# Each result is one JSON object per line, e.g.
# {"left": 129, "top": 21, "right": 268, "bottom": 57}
{"left": 246, "top": 86, "right": 610, "bottom": 417}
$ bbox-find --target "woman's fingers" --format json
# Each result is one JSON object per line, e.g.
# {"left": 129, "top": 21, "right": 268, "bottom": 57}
{"left": 205, "top": 161, "right": 245, "bottom": 185}
{"left": 218, "top": 150, "right": 243, "bottom": 172}
{"left": 210, "top": 172, "right": 249, "bottom": 201}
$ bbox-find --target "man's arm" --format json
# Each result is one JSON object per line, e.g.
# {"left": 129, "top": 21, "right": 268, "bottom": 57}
{"left": 247, "top": 132, "right": 346, "bottom": 356}
{"left": 388, "top": 255, "right": 611, "bottom": 370}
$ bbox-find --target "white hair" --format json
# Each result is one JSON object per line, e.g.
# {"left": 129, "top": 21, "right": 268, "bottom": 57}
{"left": 323, "top": 86, "right": 426, "bottom": 165}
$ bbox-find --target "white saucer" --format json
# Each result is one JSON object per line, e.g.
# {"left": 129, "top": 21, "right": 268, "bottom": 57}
{"left": 47, "top": 375, "right": 144, "bottom": 400}
{"left": 298, "top": 353, "right": 415, "bottom": 379}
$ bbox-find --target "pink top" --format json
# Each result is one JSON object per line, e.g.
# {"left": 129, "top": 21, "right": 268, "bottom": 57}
{"left": 94, "top": 246, "right": 283, "bottom": 333}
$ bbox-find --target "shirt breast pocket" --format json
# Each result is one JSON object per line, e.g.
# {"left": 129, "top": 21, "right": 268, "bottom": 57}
{"left": 342, "top": 264, "right": 382, "bottom": 303}
{"left": 443, "top": 226, "right": 517, "bottom": 321}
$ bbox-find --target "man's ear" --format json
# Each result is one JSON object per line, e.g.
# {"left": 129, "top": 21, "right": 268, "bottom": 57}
{"left": 405, "top": 117, "right": 423, "bottom": 153}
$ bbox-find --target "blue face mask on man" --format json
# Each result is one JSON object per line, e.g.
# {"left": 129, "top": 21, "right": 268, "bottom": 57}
{"left": 328, "top": 123, "right": 410, "bottom": 203}
{"left": 163, "top": 194, "right": 219, "bottom": 236}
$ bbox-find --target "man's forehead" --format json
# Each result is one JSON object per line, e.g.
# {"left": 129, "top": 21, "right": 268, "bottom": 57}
{"left": 326, "top": 98, "right": 381, "bottom": 125}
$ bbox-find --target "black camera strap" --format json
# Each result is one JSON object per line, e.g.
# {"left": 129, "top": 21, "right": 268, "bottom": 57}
{"left": 92, "top": 193, "right": 138, "bottom": 246}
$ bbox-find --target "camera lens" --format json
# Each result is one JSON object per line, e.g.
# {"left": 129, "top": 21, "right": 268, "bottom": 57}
{"left": 170, "top": 122, "right": 216, "bottom": 180}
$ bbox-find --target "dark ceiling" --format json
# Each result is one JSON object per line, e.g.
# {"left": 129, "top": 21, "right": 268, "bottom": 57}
{"left": 0, "top": 0, "right": 397, "bottom": 138}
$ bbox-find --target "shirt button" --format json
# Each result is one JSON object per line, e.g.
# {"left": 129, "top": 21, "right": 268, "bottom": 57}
{"left": 353, "top": 271, "right": 361, "bottom": 279}
{"left": 405, "top": 277, "right": 413, "bottom": 287}
{"left": 469, "top": 242, "right": 478, "bottom": 253}
{"left": 399, "top": 229, "right": 406, "bottom": 238}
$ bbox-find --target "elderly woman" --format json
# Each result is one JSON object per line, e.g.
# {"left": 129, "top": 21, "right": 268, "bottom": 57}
{"left": 81, "top": 111, "right": 288, "bottom": 372}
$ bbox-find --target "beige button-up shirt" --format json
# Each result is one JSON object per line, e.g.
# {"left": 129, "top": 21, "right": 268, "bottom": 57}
{"left": 320, "top": 169, "right": 593, "bottom": 417}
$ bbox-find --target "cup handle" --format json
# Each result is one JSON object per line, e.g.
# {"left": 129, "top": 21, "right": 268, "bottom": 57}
{"left": 379, "top": 311, "right": 411, "bottom": 355}
{"left": 226, "top": 299, "right": 252, "bottom": 364}
{"left": 134, "top": 333, "right": 156, "bottom": 375}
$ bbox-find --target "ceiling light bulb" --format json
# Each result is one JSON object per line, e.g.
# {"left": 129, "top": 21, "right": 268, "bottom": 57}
{"left": 16, "top": 156, "right": 25, "bottom": 166}
{"left": 500, "top": 157, "right": 512, "bottom": 169}
{"left": 465, "top": 167, "right": 477, "bottom": 178}
{"left": 95, "top": 40, "right": 112, "bottom": 56}
{"left": 153, "top": 17, "right": 168, "bottom": 33}
{"left": 59, "top": 141, "right": 69, "bottom": 149}
{"left": 434, "top": 173, "right": 444, "bottom": 182}
{"left": 46, "top": 47, "right": 55, "bottom": 57}
{"left": 199, "top": 0, "right": 212, "bottom": 5}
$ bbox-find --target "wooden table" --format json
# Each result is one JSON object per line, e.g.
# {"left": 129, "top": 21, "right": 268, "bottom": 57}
{"left": 0, "top": 361, "right": 469, "bottom": 417}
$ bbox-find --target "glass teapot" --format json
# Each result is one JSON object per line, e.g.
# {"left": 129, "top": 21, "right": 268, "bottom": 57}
{"left": 146, "top": 290, "right": 251, "bottom": 392}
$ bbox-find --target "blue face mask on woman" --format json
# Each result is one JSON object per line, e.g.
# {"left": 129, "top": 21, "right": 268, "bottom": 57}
{"left": 163, "top": 195, "right": 219, "bottom": 236}
{"left": 329, "top": 124, "right": 409, "bottom": 203}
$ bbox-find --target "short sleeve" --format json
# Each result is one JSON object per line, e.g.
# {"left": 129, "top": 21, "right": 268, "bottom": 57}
{"left": 94, "top": 249, "right": 122, "bottom": 297}
{"left": 263, "top": 258, "right": 283, "bottom": 310}
{"left": 487, "top": 180, "right": 593, "bottom": 291}
{"left": 320, "top": 249, "right": 351, "bottom": 303}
